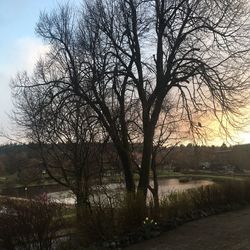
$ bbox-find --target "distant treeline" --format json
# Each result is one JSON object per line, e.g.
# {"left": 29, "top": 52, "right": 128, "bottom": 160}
{"left": 165, "top": 143, "right": 250, "bottom": 171}
{"left": 0, "top": 142, "right": 249, "bottom": 180}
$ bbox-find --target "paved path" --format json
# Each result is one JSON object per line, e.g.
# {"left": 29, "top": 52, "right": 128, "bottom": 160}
{"left": 126, "top": 207, "right": 250, "bottom": 250}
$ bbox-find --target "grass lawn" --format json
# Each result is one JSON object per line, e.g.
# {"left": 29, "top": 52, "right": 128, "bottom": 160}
{"left": 156, "top": 170, "right": 249, "bottom": 182}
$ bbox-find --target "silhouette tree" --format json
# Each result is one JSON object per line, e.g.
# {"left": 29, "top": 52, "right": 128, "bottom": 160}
{"left": 12, "top": 0, "right": 250, "bottom": 205}
{"left": 12, "top": 71, "right": 105, "bottom": 219}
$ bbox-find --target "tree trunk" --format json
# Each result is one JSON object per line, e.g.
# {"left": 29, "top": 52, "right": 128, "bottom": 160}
{"left": 116, "top": 145, "right": 136, "bottom": 194}
{"left": 75, "top": 190, "right": 91, "bottom": 246}
{"left": 75, "top": 191, "right": 90, "bottom": 222}
{"left": 137, "top": 127, "right": 154, "bottom": 202}
{"left": 151, "top": 153, "right": 160, "bottom": 216}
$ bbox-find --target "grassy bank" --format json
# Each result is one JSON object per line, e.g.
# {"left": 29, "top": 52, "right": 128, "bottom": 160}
{"left": 156, "top": 170, "right": 248, "bottom": 182}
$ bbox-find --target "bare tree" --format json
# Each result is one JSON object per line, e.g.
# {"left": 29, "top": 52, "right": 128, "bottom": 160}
{"left": 12, "top": 70, "right": 105, "bottom": 219}
{"left": 148, "top": 98, "right": 181, "bottom": 211}
{"left": 12, "top": 0, "right": 250, "bottom": 206}
{"left": 33, "top": 4, "right": 139, "bottom": 194}
{"left": 80, "top": 0, "right": 250, "bottom": 200}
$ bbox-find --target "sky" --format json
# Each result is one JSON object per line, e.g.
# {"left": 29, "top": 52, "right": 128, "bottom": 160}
{"left": 0, "top": 0, "right": 79, "bottom": 144}
{"left": 0, "top": 0, "right": 250, "bottom": 146}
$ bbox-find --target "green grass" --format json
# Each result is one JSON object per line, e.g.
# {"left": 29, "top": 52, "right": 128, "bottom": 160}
{"left": 155, "top": 170, "right": 248, "bottom": 182}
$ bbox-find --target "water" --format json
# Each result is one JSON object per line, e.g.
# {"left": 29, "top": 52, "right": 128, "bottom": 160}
{"left": 155, "top": 178, "right": 213, "bottom": 196}
{"left": 48, "top": 178, "right": 214, "bottom": 205}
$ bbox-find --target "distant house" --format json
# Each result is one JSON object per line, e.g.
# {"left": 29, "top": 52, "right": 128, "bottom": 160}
{"left": 200, "top": 161, "right": 210, "bottom": 170}
{"left": 199, "top": 161, "right": 243, "bottom": 174}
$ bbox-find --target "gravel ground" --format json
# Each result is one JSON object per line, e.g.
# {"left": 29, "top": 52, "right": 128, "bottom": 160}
{"left": 126, "top": 207, "right": 250, "bottom": 250}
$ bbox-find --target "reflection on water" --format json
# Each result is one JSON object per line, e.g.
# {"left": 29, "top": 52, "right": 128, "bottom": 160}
{"left": 48, "top": 190, "right": 76, "bottom": 204}
{"left": 155, "top": 178, "right": 213, "bottom": 197}
{"left": 48, "top": 178, "right": 214, "bottom": 205}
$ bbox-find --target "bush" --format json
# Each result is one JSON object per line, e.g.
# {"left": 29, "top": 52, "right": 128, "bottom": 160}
{"left": 75, "top": 189, "right": 147, "bottom": 247}
{"left": 160, "top": 180, "right": 250, "bottom": 224}
{"left": 0, "top": 195, "right": 65, "bottom": 250}
{"left": 73, "top": 180, "right": 250, "bottom": 248}
{"left": 3, "top": 180, "right": 250, "bottom": 249}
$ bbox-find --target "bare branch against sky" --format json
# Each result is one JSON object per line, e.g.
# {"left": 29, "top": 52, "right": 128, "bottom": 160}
{"left": 0, "top": 0, "right": 79, "bottom": 144}
{"left": 11, "top": 0, "right": 250, "bottom": 201}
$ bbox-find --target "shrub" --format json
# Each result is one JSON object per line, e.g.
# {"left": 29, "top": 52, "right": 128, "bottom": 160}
{"left": 160, "top": 180, "right": 250, "bottom": 224}
{"left": 0, "top": 195, "right": 65, "bottom": 250}
{"left": 76, "top": 180, "right": 250, "bottom": 248}
{"left": 75, "top": 189, "right": 147, "bottom": 247}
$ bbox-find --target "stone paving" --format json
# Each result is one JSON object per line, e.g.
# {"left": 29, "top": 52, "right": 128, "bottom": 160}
{"left": 126, "top": 207, "right": 250, "bottom": 250}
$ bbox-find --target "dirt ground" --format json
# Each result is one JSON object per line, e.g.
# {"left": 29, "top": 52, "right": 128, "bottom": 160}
{"left": 126, "top": 207, "right": 250, "bottom": 250}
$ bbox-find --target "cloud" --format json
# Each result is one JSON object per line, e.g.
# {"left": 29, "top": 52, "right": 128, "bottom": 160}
{"left": 5, "top": 37, "right": 50, "bottom": 75}
{"left": 0, "top": 37, "right": 49, "bottom": 143}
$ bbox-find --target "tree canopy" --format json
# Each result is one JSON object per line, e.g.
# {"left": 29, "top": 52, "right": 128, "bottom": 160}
{"left": 12, "top": 0, "right": 250, "bottom": 204}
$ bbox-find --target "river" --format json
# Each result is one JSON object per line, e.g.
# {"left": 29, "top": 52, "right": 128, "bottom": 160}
{"left": 48, "top": 178, "right": 214, "bottom": 205}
